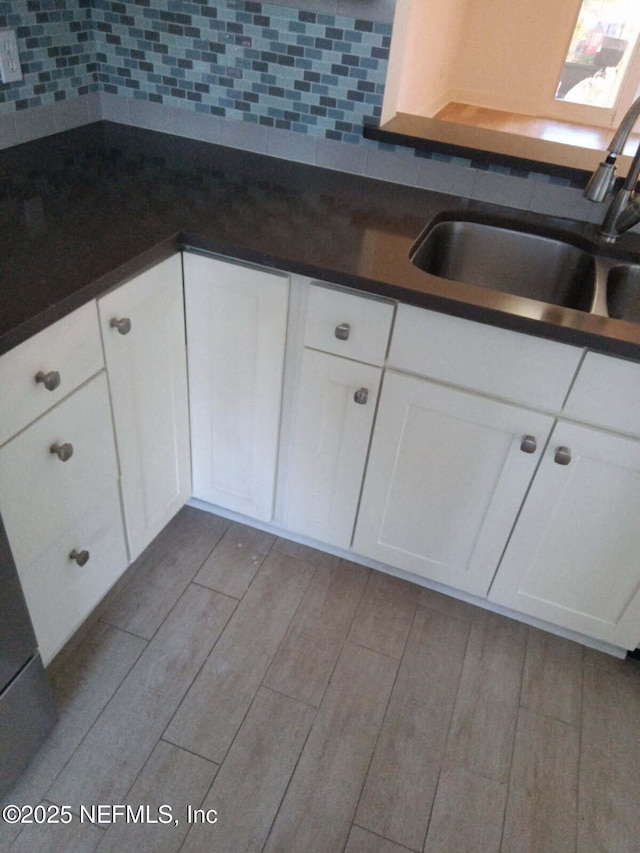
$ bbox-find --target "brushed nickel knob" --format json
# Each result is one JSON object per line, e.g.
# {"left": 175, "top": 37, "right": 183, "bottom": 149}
{"left": 335, "top": 322, "right": 350, "bottom": 341}
{"left": 50, "top": 441, "right": 74, "bottom": 462}
{"left": 69, "top": 549, "right": 90, "bottom": 567}
{"left": 520, "top": 435, "right": 537, "bottom": 454}
{"left": 554, "top": 446, "right": 572, "bottom": 466}
{"left": 353, "top": 388, "right": 369, "bottom": 405}
{"left": 35, "top": 370, "right": 61, "bottom": 391}
{"left": 110, "top": 317, "right": 131, "bottom": 335}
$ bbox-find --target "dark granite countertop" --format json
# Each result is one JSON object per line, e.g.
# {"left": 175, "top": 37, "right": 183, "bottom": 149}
{"left": 3, "top": 121, "right": 640, "bottom": 360}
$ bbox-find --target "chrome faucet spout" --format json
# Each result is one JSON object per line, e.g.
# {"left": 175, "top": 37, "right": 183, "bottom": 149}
{"left": 584, "top": 95, "right": 640, "bottom": 241}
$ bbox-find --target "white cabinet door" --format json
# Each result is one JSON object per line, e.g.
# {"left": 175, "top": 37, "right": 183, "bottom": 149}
{"left": 284, "top": 348, "right": 381, "bottom": 548}
{"left": 489, "top": 421, "right": 640, "bottom": 648}
{"left": 184, "top": 253, "right": 289, "bottom": 522}
{"left": 99, "top": 255, "right": 191, "bottom": 561}
{"left": 353, "top": 371, "right": 554, "bottom": 595}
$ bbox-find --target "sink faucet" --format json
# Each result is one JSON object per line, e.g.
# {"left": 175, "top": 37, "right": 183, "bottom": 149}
{"left": 584, "top": 95, "right": 640, "bottom": 242}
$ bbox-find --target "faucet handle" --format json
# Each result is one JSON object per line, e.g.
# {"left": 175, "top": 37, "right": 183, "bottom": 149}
{"left": 584, "top": 159, "right": 617, "bottom": 202}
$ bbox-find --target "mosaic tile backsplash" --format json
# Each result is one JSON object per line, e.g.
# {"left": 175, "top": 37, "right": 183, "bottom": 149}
{"left": 0, "top": 0, "right": 96, "bottom": 109}
{"left": 0, "top": 0, "right": 390, "bottom": 144}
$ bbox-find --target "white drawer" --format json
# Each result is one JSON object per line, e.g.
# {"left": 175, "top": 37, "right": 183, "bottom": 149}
{"left": 18, "top": 481, "right": 127, "bottom": 665}
{"left": 304, "top": 283, "right": 394, "bottom": 365}
{"left": 563, "top": 351, "right": 640, "bottom": 436}
{"left": 0, "top": 302, "right": 104, "bottom": 446}
{"left": 389, "top": 304, "right": 583, "bottom": 411}
{"left": 0, "top": 373, "right": 119, "bottom": 569}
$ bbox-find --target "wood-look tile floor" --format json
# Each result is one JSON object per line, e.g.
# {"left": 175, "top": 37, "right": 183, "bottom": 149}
{"left": 3, "top": 505, "right": 640, "bottom": 852}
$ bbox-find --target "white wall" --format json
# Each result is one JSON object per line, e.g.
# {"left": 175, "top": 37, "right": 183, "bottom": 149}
{"left": 384, "top": 0, "right": 470, "bottom": 120}
{"left": 451, "top": 0, "right": 582, "bottom": 115}
{"left": 384, "top": 0, "right": 583, "bottom": 119}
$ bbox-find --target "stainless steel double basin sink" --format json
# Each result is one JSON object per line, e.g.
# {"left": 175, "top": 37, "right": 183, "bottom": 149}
{"left": 410, "top": 215, "right": 640, "bottom": 324}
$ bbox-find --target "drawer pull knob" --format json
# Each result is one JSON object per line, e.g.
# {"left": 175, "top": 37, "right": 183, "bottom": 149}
{"left": 50, "top": 441, "right": 74, "bottom": 462}
{"left": 335, "top": 322, "right": 350, "bottom": 341}
{"left": 520, "top": 435, "right": 537, "bottom": 454}
{"left": 69, "top": 549, "right": 90, "bottom": 567}
{"left": 554, "top": 446, "right": 572, "bottom": 466}
{"left": 354, "top": 387, "right": 369, "bottom": 405}
{"left": 35, "top": 370, "right": 61, "bottom": 391}
{"left": 110, "top": 317, "right": 131, "bottom": 335}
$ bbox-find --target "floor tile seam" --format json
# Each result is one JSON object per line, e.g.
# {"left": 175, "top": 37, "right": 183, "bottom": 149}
{"left": 41, "top": 625, "right": 150, "bottom": 811}
{"left": 157, "top": 734, "right": 219, "bottom": 785}
{"left": 180, "top": 517, "right": 235, "bottom": 585}
{"left": 422, "top": 616, "right": 476, "bottom": 850}
{"left": 349, "top": 822, "right": 420, "bottom": 853}
{"left": 99, "top": 616, "right": 156, "bottom": 642}
{"left": 161, "top": 555, "right": 317, "bottom": 759}
{"left": 257, "top": 679, "right": 323, "bottom": 853}
{"left": 241, "top": 550, "right": 319, "bottom": 606}
{"left": 576, "top": 646, "right": 588, "bottom": 838}
{"left": 161, "top": 560, "right": 314, "bottom": 767}
{"left": 260, "top": 560, "right": 372, "bottom": 700}
{"left": 496, "top": 635, "right": 530, "bottom": 852}
{"left": 258, "top": 560, "right": 323, "bottom": 690}
{"left": 98, "top": 516, "right": 231, "bottom": 638}
{"left": 256, "top": 680, "right": 322, "bottom": 711}
{"left": 517, "top": 701, "right": 584, "bottom": 730}
{"left": 155, "top": 737, "right": 220, "bottom": 774}
{"left": 194, "top": 523, "right": 276, "bottom": 598}
{"left": 499, "top": 711, "right": 581, "bottom": 852}
{"left": 349, "top": 610, "right": 414, "bottom": 848}
{"left": 48, "top": 617, "right": 147, "bottom": 702}
{"left": 259, "top": 641, "right": 401, "bottom": 853}
{"left": 187, "top": 580, "right": 241, "bottom": 606}
{"left": 214, "top": 681, "right": 306, "bottom": 773}
{"left": 158, "top": 590, "right": 240, "bottom": 760}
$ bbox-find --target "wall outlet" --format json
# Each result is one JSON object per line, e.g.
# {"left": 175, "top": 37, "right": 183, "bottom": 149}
{"left": 0, "top": 29, "right": 23, "bottom": 85}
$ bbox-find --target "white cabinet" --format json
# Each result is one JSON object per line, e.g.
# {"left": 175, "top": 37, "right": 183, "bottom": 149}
{"left": 184, "top": 253, "right": 289, "bottom": 522}
{"left": 283, "top": 348, "right": 381, "bottom": 548}
{"left": 0, "top": 301, "right": 103, "bottom": 448}
{"left": 0, "top": 373, "right": 126, "bottom": 665}
{"left": 99, "top": 255, "right": 191, "bottom": 561}
{"left": 489, "top": 421, "right": 640, "bottom": 648}
{"left": 353, "top": 371, "right": 554, "bottom": 595}
{"left": 282, "top": 282, "right": 392, "bottom": 548}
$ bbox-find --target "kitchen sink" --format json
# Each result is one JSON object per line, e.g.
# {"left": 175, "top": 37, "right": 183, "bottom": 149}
{"left": 606, "top": 265, "right": 640, "bottom": 323}
{"left": 410, "top": 219, "right": 597, "bottom": 312}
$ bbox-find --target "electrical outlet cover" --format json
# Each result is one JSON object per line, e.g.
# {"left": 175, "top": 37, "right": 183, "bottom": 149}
{"left": 0, "top": 29, "right": 23, "bottom": 84}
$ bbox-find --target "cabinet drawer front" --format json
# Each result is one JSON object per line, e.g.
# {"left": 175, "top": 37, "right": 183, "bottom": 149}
{"left": 563, "top": 351, "right": 640, "bottom": 436}
{"left": 0, "top": 373, "right": 118, "bottom": 569}
{"left": 18, "top": 482, "right": 127, "bottom": 665}
{"left": 389, "top": 304, "right": 582, "bottom": 410}
{"left": 0, "top": 302, "right": 103, "bottom": 446}
{"left": 304, "top": 283, "right": 394, "bottom": 365}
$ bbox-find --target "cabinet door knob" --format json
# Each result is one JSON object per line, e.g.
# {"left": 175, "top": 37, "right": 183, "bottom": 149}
{"left": 35, "top": 370, "right": 61, "bottom": 391}
{"left": 554, "top": 446, "right": 572, "bottom": 465}
{"left": 69, "top": 549, "right": 90, "bottom": 567}
{"left": 50, "top": 441, "right": 74, "bottom": 462}
{"left": 520, "top": 435, "right": 537, "bottom": 454}
{"left": 353, "top": 387, "right": 369, "bottom": 405}
{"left": 335, "top": 322, "right": 350, "bottom": 341}
{"left": 110, "top": 317, "right": 131, "bottom": 335}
